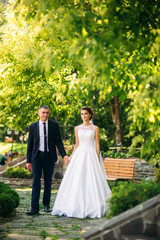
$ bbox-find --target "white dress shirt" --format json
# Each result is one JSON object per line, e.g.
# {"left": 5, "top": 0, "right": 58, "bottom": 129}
{"left": 39, "top": 120, "right": 49, "bottom": 152}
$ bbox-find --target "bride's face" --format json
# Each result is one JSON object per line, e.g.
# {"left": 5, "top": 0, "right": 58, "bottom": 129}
{"left": 81, "top": 110, "right": 91, "bottom": 121}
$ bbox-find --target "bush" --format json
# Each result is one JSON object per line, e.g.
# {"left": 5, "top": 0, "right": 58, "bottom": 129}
{"left": 102, "top": 150, "right": 128, "bottom": 158}
{"left": 106, "top": 180, "right": 160, "bottom": 218}
{"left": 100, "top": 136, "right": 109, "bottom": 152}
{"left": 5, "top": 166, "right": 31, "bottom": 178}
{"left": 155, "top": 168, "right": 160, "bottom": 183}
{"left": 109, "top": 150, "right": 128, "bottom": 158}
{"left": 1, "top": 188, "right": 19, "bottom": 209}
{"left": 108, "top": 179, "right": 132, "bottom": 190}
{"left": 0, "top": 182, "right": 20, "bottom": 217}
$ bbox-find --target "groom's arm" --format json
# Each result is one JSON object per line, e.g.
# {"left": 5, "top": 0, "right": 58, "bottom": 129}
{"left": 55, "top": 122, "right": 67, "bottom": 158}
{"left": 26, "top": 124, "right": 33, "bottom": 171}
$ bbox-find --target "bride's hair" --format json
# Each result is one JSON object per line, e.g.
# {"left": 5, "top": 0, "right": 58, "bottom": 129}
{"left": 80, "top": 106, "right": 93, "bottom": 120}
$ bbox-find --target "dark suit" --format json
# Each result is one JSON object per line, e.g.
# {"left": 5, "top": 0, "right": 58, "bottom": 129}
{"left": 27, "top": 119, "right": 66, "bottom": 210}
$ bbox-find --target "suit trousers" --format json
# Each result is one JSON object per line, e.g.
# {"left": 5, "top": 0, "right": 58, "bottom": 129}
{"left": 31, "top": 151, "right": 55, "bottom": 210}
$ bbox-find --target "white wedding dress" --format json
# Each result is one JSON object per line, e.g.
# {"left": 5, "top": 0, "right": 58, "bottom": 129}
{"left": 51, "top": 125, "right": 111, "bottom": 218}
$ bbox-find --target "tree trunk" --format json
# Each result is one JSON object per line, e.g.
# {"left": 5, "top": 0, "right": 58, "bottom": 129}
{"left": 109, "top": 96, "right": 122, "bottom": 149}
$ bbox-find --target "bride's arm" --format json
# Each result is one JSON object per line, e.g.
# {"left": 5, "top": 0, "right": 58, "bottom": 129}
{"left": 95, "top": 126, "right": 100, "bottom": 161}
{"left": 69, "top": 126, "right": 79, "bottom": 161}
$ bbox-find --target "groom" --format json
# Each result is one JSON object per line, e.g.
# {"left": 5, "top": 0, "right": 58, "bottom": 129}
{"left": 26, "top": 105, "right": 69, "bottom": 215}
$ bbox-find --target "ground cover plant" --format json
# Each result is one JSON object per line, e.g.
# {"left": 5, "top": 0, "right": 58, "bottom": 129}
{"left": 106, "top": 180, "right": 160, "bottom": 218}
{"left": 101, "top": 149, "right": 141, "bottom": 159}
{"left": 0, "top": 182, "right": 20, "bottom": 217}
{"left": 5, "top": 166, "right": 32, "bottom": 178}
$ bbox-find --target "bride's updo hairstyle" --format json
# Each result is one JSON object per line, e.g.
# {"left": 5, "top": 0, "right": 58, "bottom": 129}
{"left": 80, "top": 106, "right": 93, "bottom": 120}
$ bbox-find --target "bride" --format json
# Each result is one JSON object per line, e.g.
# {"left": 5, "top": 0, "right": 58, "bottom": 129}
{"left": 51, "top": 106, "right": 111, "bottom": 218}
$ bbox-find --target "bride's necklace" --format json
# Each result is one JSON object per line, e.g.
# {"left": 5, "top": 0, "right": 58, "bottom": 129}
{"left": 82, "top": 124, "right": 92, "bottom": 127}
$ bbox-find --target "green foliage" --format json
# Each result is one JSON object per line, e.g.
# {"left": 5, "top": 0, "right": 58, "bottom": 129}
{"left": 101, "top": 150, "right": 132, "bottom": 159}
{"left": 105, "top": 150, "right": 128, "bottom": 159}
{"left": 5, "top": 166, "right": 32, "bottom": 179}
{"left": 107, "top": 180, "right": 160, "bottom": 218}
{"left": 99, "top": 134, "right": 109, "bottom": 152}
{"left": 70, "top": 223, "right": 80, "bottom": 231}
{"left": 102, "top": 148, "right": 141, "bottom": 159}
{"left": 148, "top": 153, "right": 160, "bottom": 167}
{"left": 128, "top": 67, "right": 160, "bottom": 162}
{"left": 0, "top": 181, "right": 10, "bottom": 192}
{"left": 40, "top": 230, "right": 50, "bottom": 240}
{"left": 52, "top": 222, "right": 62, "bottom": 230}
{"left": 0, "top": 0, "right": 160, "bottom": 165}
{"left": 107, "top": 179, "right": 132, "bottom": 191}
{"left": 155, "top": 168, "right": 160, "bottom": 183}
{"left": 0, "top": 182, "right": 20, "bottom": 217}
{"left": 51, "top": 235, "right": 58, "bottom": 240}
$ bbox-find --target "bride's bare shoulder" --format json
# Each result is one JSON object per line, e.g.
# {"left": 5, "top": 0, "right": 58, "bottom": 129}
{"left": 94, "top": 125, "right": 99, "bottom": 131}
{"left": 74, "top": 125, "right": 81, "bottom": 130}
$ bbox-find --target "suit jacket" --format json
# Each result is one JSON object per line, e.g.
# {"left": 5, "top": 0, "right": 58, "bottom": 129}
{"left": 27, "top": 119, "right": 66, "bottom": 163}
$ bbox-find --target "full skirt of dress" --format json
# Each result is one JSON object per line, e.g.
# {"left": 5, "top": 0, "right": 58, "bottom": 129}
{"left": 51, "top": 144, "right": 111, "bottom": 218}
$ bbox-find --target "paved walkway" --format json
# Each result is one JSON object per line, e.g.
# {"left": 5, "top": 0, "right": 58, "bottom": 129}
{"left": 0, "top": 188, "right": 104, "bottom": 240}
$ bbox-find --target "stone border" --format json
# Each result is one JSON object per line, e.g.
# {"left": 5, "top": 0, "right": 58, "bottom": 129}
{"left": 134, "top": 160, "right": 156, "bottom": 182}
{"left": 0, "top": 177, "right": 61, "bottom": 188}
{"left": 82, "top": 194, "right": 160, "bottom": 240}
{"left": 0, "top": 155, "right": 64, "bottom": 188}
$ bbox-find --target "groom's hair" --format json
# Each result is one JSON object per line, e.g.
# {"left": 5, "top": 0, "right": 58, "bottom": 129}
{"left": 39, "top": 105, "right": 49, "bottom": 110}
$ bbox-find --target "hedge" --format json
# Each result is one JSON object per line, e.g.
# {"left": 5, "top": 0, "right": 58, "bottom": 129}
{"left": 0, "top": 182, "right": 20, "bottom": 217}
{"left": 106, "top": 180, "right": 160, "bottom": 218}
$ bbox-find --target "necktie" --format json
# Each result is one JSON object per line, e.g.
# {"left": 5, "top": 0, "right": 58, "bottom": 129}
{"left": 43, "top": 123, "right": 47, "bottom": 152}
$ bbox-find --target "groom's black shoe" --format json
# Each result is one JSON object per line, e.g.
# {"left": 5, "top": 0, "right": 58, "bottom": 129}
{"left": 44, "top": 205, "right": 51, "bottom": 212}
{"left": 26, "top": 208, "right": 39, "bottom": 215}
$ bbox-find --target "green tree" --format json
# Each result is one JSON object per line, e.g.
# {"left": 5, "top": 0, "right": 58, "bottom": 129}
{"left": 14, "top": 0, "right": 159, "bottom": 147}
{"left": 0, "top": 0, "right": 160, "bottom": 163}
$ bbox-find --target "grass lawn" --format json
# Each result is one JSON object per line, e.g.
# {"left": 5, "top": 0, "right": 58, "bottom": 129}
{"left": 0, "top": 142, "right": 27, "bottom": 155}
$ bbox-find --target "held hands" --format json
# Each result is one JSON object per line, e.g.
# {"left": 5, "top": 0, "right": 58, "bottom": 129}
{"left": 63, "top": 155, "right": 70, "bottom": 164}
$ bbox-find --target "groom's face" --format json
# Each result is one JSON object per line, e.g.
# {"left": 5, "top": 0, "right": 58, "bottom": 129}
{"left": 38, "top": 107, "right": 50, "bottom": 122}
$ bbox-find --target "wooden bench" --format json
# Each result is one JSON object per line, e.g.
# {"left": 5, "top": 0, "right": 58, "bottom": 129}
{"left": 104, "top": 158, "right": 136, "bottom": 181}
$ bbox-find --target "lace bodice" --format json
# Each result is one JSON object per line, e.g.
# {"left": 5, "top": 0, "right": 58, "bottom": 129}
{"left": 78, "top": 124, "right": 95, "bottom": 146}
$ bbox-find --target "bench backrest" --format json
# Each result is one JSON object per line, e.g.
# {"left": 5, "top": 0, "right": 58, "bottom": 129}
{"left": 104, "top": 158, "right": 136, "bottom": 181}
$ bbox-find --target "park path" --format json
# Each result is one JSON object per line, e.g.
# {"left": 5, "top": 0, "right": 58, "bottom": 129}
{"left": 0, "top": 188, "right": 104, "bottom": 240}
